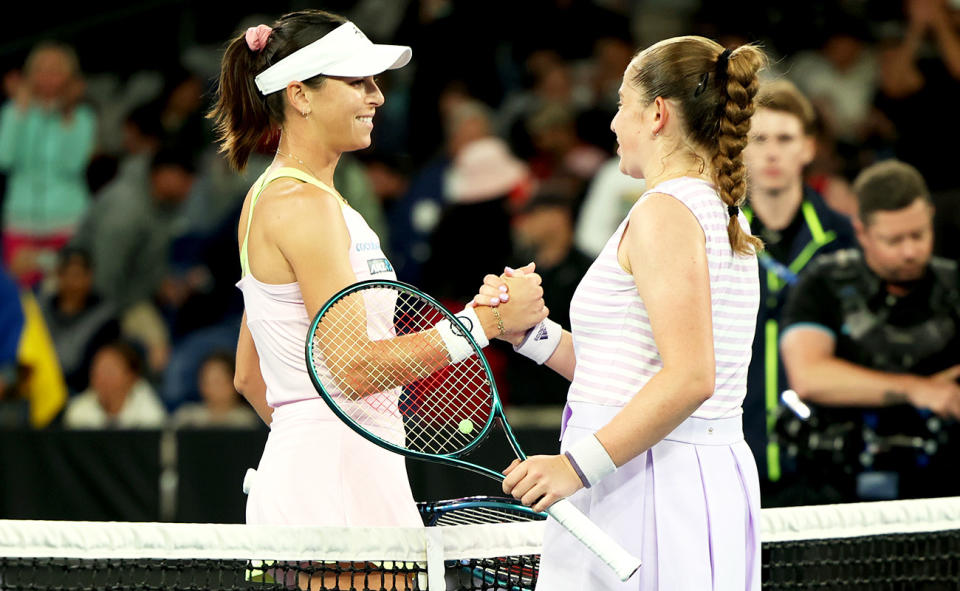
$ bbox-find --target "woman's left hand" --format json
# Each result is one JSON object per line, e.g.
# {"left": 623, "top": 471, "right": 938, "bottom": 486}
{"left": 502, "top": 454, "right": 583, "bottom": 513}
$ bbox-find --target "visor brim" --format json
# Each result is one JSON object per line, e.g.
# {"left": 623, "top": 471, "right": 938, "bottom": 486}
{"left": 321, "top": 44, "right": 412, "bottom": 77}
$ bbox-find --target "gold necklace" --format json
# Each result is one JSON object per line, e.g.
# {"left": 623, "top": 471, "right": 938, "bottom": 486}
{"left": 274, "top": 149, "right": 346, "bottom": 204}
{"left": 275, "top": 149, "right": 320, "bottom": 179}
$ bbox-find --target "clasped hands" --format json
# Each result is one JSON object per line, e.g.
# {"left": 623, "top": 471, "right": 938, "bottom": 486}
{"left": 472, "top": 262, "right": 548, "bottom": 344}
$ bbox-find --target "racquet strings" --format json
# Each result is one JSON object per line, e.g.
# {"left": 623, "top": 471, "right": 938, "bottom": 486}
{"left": 425, "top": 503, "right": 545, "bottom": 527}
{"left": 310, "top": 285, "right": 494, "bottom": 456}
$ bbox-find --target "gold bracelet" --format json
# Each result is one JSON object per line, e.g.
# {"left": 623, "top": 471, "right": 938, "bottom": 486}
{"left": 491, "top": 306, "right": 506, "bottom": 337}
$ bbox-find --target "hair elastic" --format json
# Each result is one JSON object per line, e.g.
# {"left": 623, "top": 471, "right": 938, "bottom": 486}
{"left": 245, "top": 25, "right": 272, "bottom": 52}
{"left": 716, "top": 48, "right": 732, "bottom": 78}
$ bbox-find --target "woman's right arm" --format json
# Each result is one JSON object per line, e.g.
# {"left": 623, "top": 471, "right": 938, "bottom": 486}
{"left": 235, "top": 312, "right": 272, "bottom": 426}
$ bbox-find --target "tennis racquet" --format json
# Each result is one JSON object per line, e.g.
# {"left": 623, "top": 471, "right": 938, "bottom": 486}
{"left": 305, "top": 280, "right": 641, "bottom": 581}
{"left": 418, "top": 495, "right": 546, "bottom": 527}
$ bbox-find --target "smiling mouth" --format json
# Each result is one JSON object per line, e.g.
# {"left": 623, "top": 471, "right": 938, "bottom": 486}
{"left": 357, "top": 115, "right": 374, "bottom": 125}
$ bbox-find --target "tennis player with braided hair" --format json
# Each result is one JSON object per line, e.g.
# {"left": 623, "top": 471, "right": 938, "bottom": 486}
{"left": 477, "top": 37, "right": 766, "bottom": 589}
{"left": 208, "top": 7, "right": 547, "bottom": 568}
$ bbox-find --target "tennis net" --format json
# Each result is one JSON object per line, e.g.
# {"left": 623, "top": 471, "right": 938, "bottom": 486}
{"left": 0, "top": 509, "right": 543, "bottom": 591}
{"left": 2, "top": 496, "right": 959, "bottom": 590}
{"left": 761, "top": 496, "right": 960, "bottom": 589}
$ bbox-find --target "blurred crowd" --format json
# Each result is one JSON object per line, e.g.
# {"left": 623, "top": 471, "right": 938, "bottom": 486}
{"left": 1, "top": 0, "right": 959, "bottom": 505}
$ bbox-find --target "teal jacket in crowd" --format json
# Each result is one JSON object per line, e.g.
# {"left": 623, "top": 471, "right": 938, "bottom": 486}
{"left": 0, "top": 101, "right": 96, "bottom": 235}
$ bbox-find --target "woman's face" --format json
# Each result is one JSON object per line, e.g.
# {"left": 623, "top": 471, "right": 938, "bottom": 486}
{"left": 304, "top": 75, "right": 384, "bottom": 153}
{"left": 90, "top": 349, "right": 136, "bottom": 415}
{"left": 27, "top": 48, "right": 74, "bottom": 101}
{"left": 199, "top": 360, "right": 239, "bottom": 408}
{"left": 610, "top": 79, "right": 650, "bottom": 179}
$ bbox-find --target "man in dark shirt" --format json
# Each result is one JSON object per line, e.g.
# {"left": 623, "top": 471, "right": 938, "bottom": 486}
{"left": 780, "top": 160, "right": 960, "bottom": 502}
{"left": 740, "top": 80, "right": 856, "bottom": 503}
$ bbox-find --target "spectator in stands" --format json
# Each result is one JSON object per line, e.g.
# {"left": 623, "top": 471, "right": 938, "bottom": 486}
{"left": 876, "top": 0, "right": 960, "bottom": 194}
{"left": 499, "top": 50, "right": 591, "bottom": 159}
{"left": 96, "top": 102, "right": 164, "bottom": 207}
{"left": 507, "top": 189, "right": 591, "bottom": 405}
{"left": 420, "top": 136, "right": 529, "bottom": 303}
{"left": 789, "top": 15, "right": 879, "bottom": 148}
{"left": 387, "top": 97, "right": 494, "bottom": 284}
{"left": 63, "top": 340, "right": 166, "bottom": 429}
{"left": 38, "top": 247, "right": 120, "bottom": 394}
{"left": 71, "top": 147, "right": 195, "bottom": 313}
{"left": 0, "top": 267, "right": 22, "bottom": 426}
{"left": 780, "top": 160, "right": 960, "bottom": 503}
{"left": 0, "top": 266, "right": 68, "bottom": 428}
{"left": 524, "top": 102, "right": 607, "bottom": 188}
{"left": 171, "top": 351, "right": 258, "bottom": 429}
{"left": 0, "top": 41, "right": 96, "bottom": 288}
{"left": 740, "top": 80, "right": 856, "bottom": 504}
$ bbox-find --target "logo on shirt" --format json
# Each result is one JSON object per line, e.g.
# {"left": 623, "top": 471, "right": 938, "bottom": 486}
{"left": 367, "top": 258, "right": 394, "bottom": 275}
{"left": 356, "top": 241, "right": 380, "bottom": 252}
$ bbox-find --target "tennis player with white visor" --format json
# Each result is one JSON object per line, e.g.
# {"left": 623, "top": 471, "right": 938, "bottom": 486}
{"left": 208, "top": 7, "right": 548, "bottom": 548}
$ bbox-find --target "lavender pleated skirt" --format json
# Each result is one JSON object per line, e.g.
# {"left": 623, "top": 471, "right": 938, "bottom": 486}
{"left": 536, "top": 401, "right": 761, "bottom": 591}
{"left": 245, "top": 397, "right": 422, "bottom": 527}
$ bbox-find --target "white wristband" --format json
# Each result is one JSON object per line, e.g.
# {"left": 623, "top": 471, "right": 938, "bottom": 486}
{"left": 513, "top": 318, "right": 561, "bottom": 365}
{"left": 435, "top": 305, "right": 489, "bottom": 364}
{"left": 564, "top": 434, "right": 617, "bottom": 488}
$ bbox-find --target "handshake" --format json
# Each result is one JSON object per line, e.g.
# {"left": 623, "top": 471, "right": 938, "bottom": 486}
{"left": 469, "top": 263, "right": 549, "bottom": 346}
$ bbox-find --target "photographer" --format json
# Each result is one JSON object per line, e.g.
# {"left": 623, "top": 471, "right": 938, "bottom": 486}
{"left": 780, "top": 159, "right": 960, "bottom": 502}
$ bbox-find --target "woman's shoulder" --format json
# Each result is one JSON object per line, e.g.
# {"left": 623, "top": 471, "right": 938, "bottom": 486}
{"left": 630, "top": 186, "right": 705, "bottom": 220}
{"left": 255, "top": 177, "right": 345, "bottom": 225}
{"left": 249, "top": 176, "right": 353, "bottom": 264}
{"left": 625, "top": 189, "right": 706, "bottom": 246}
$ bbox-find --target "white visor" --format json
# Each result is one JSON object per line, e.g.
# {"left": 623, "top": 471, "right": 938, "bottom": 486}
{"left": 254, "top": 22, "right": 411, "bottom": 95}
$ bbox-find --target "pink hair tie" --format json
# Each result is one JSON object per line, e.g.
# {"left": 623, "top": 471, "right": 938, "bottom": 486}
{"left": 245, "top": 25, "right": 272, "bottom": 52}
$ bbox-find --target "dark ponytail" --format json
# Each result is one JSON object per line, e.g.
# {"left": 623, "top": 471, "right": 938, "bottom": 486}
{"left": 629, "top": 36, "right": 766, "bottom": 256}
{"left": 208, "top": 35, "right": 273, "bottom": 172}
{"left": 207, "top": 10, "right": 347, "bottom": 172}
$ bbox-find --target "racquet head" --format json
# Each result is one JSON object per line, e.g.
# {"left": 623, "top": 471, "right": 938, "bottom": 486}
{"left": 306, "top": 280, "right": 500, "bottom": 460}
{"left": 418, "top": 495, "right": 546, "bottom": 527}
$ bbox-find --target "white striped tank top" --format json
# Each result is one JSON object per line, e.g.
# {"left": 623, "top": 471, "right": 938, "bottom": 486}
{"left": 567, "top": 177, "right": 759, "bottom": 418}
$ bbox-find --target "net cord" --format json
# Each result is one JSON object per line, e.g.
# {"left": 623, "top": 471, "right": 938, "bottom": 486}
{"left": 760, "top": 495, "right": 960, "bottom": 543}
{"left": 0, "top": 520, "right": 546, "bottom": 563}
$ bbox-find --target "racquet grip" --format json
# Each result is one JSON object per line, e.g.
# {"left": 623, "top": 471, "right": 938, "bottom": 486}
{"left": 545, "top": 498, "right": 641, "bottom": 581}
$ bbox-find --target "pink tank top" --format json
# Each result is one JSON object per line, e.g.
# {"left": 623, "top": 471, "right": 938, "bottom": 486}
{"left": 236, "top": 167, "right": 398, "bottom": 408}
{"left": 567, "top": 177, "right": 759, "bottom": 418}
